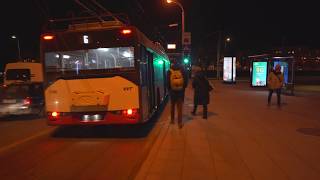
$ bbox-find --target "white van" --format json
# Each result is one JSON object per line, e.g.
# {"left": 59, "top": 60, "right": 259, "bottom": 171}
{"left": 4, "top": 61, "right": 43, "bottom": 85}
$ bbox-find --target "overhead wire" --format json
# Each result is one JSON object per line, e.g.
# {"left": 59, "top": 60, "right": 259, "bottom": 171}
{"left": 74, "top": 0, "right": 105, "bottom": 22}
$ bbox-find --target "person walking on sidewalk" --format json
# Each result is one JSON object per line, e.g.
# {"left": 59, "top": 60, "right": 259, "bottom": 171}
{"left": 167, "top": 59, "right": 188, "bottom": 128}
{"left": 267, "top": 64, "right": 284, "bottom": 107}
{"left": 191, "top": 68, "right": 213, "bottom": 119}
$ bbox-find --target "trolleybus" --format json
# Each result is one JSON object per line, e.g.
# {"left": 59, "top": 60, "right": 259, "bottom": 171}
{"left": 40, "top": 19, "right": 170, "bottom": 125}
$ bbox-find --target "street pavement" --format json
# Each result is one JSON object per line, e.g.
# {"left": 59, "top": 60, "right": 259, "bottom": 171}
{"left": 135, "top": 80, "right": 320, "bottom": 180}
{"left": 0, "top": 102, "right": 170, "bottom": 180}
{"left": 0, "top": 116, "right": 54, "bottom": 152}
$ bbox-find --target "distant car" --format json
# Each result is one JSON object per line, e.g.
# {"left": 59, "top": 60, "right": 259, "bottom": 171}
{"left": 0, "top": 83, "right": 44, "bottom": 117}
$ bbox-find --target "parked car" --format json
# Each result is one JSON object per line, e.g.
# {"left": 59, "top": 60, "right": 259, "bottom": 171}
{"left": 0, "top": 83, "right": 44, "bottom": 118}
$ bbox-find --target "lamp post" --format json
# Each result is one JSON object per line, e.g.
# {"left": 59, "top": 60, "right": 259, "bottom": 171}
{"left": 11, "top": 35, "right": 21, "bottom": 60}
{"left": 218, "top": 36, "right": 231, "bottom": 80}
{"left": 223, "top": 37, "right": 231, "bottom": 59}
{"left": 204, "top": 30, "right": 223, "bottom": 79}
{"left": 166, "top": 0, "right": 185, "bottom": 51}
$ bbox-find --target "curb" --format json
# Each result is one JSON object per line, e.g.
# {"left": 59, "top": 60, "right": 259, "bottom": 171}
{"left": 128, "top": 101, "right": 170, "bottom": 180}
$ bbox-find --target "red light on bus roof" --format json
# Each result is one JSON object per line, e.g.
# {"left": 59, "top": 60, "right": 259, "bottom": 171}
{"left": 121, "top": 29, "right": 132, "bottom": 35}
{"left": 43, "top": 35, "right": 54, "bottom": 40}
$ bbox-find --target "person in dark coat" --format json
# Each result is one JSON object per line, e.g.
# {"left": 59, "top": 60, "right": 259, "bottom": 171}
{"left": 167, "top": 60, "right": 188, "bottom": 128}
{"left": 191, "top": 68, "right": 212, "bottom": 119}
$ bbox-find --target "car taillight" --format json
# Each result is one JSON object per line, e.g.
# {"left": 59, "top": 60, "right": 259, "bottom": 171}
{"left": 23, "top": 97, "right": 31, "bottom": 105}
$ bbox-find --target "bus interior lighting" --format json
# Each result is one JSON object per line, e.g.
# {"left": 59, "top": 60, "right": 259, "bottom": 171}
{"left": 63, "top": 55, "right": 70, "bottom": 59}
{"left": 98, "top": 48, "right": 109, "bottom": 51}
{"left": 122, "top": 51, "right": 133, "bottom": 58}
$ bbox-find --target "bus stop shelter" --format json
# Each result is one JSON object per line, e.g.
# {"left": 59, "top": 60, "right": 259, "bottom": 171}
{"left": 248, "top": 54, "right": 295, "bottom": 95}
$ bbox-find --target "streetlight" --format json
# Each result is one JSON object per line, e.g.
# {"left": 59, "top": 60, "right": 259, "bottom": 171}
{"left": 226, "top": 37, "right": 231, "bottom": 43}
{"left": 166, "top": 0, "right": 185, "bottom": 48}
{"left": 11, "top": 35, "right": 21, "bottom": 60}
{"left": 217, "top": 36, "right": 231, "bottom": 80}
{"left": 224, "top": 37, "right": 231, "bottom": 51}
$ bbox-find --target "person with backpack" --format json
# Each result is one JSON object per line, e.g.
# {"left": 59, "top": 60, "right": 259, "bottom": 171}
{"left": 191, "top": 67, "right": 213, "bottom": 119}
{"left": 167, "top": 59, "right": 188, "bottom": 128}
{"left": 267, "top": 64, "right": 284, "bottom": 107}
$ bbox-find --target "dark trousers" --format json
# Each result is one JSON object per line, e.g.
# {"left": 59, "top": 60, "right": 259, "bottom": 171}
{"left": 171, "top": 98, "right": 183, "bottom": 124}
{"left": 268, "top": 88, "right": 281, "bottom": 105}
{"left": 192, "top": 104, "right": 208, "bottom": 118}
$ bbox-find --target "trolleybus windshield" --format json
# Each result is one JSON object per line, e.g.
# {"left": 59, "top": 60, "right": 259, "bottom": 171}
{"left": 45, "top": 47, "right": 134, "bottom": 72}
{"left": 42, "top": 29, "right": 136, "bottom": 82}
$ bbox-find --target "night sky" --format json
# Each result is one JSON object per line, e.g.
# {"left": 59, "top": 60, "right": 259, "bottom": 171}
{"left": 1, "top": 0, "right": 319, "bottom": 70}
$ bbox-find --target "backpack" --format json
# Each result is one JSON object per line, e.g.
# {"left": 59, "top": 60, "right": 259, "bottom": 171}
{"left": 170, "top": 69, "right": 184, "bottom": 91}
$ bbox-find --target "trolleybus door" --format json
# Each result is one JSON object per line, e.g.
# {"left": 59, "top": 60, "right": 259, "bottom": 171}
{"left": 163, "top": 62, "right": 167, "bottom": 96}
{"left": 147, "top": 51, "right": 155, "bottom": 113}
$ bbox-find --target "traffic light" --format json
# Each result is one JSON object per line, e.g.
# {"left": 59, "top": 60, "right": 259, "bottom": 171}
{"left": 182, "top": 55, "right": 191, "bottom": 71}
{"left": 183, "top": 54, "right": 191, "bottom": 65}
{"left": 183, "top": 57, "right": 189, "bottom": 64}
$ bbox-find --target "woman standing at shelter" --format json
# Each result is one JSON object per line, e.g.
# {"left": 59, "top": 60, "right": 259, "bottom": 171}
{"left": 191, "top": 68, "right": 213, "bottom": 119}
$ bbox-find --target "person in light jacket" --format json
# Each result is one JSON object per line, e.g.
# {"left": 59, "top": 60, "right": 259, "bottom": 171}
{"left": 267, "top": 64, "right": 284, "bottom": 106}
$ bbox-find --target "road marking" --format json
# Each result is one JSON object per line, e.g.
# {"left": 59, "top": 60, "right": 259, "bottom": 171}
{"left": 0, "top": 128, "right": 55, "bottom": 154}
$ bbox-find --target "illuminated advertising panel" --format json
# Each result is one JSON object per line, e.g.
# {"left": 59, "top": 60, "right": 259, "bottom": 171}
{"left": 252, "top": 61, "right": 267, "bottom": 86}
{"left": 273, "top": 61, "right": 288, "bottom": 84}
{"left": 232, "top": 57, "right": 236, "bottom": 81}
{"left": 223, "top": 57, "right": 236, "bottom": 82}
{"left": 223, "top": 57, "right": 232, "bottom": 81}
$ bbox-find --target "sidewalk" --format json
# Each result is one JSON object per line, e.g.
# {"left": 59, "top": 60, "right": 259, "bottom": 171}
{"left": 135, "top": 81, "right": 320, "bottom": 180}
